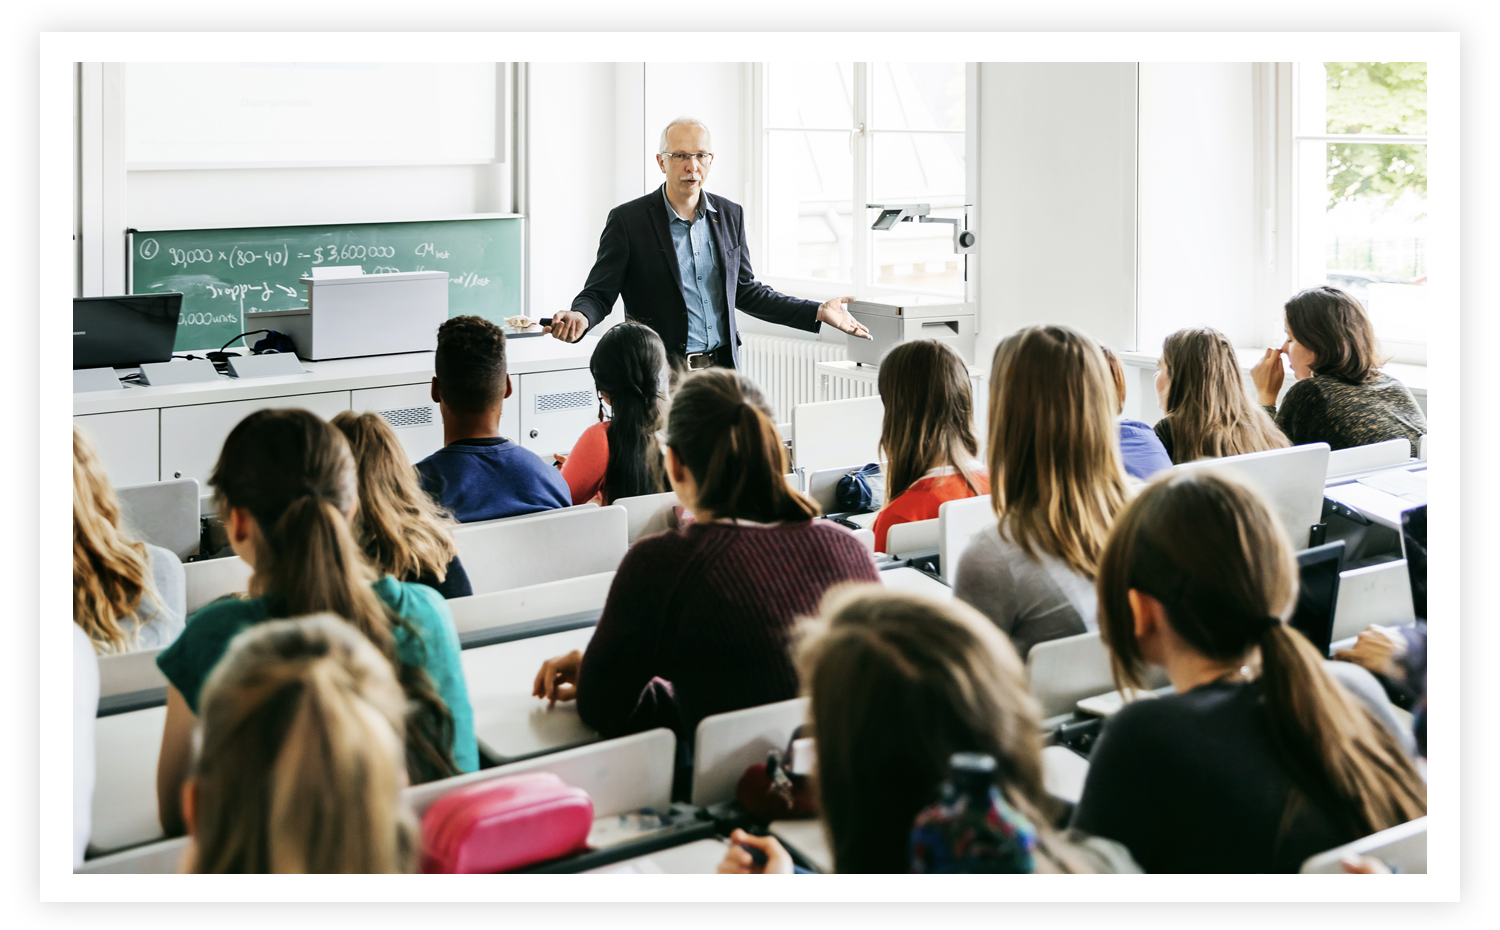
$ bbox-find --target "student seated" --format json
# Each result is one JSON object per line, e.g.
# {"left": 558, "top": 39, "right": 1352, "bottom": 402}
{"left": 1251, "top": 285, "right": 1427, "bottom": 452}
{"left": 1152, "top": 327, "right": 1289, "bottom": 464}
{"left": 1100, "top": 346, "right": 1172, "bottom": 481}
{"left": 532, "top": 369, "right": 879, "bottom": 739}
{"left": 718, "top": 587, "right": 1138, "bottom": 874}
{"left": 870, "top": 339, "right": 988, "bottom": 553}
{"left": 155, "top": 408, "right": 477, "bottom": 837}
{"left": 73, "top": 427, "right": 185, "bottom": 654}
{"left": 416, "top": 315, "right": 571, "bottom": 522}
{"left": 953, "top": 325, "right": 1130, "bottom": 659}
{"left": 332, "top": 411, "right": 472, "bottom": 600}
{"left": 556, "top": 321, "right": 670, "bottom": 506}
{"left": 1072, "top": 470, "right": 1427, "bottom": 873}
{"left": 181, "top": 614, "right": 417, "bottom": 873}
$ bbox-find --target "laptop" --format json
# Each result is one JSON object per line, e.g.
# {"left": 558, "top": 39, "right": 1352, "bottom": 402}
{"left": 73, "top": 293, "right": 182, "bottom": 370}
{"left": 1289, "top": 540, "right": 1346, "bottom": 657}
{"left": 1401, "top": 505, "right": 1427, "bottom": 620}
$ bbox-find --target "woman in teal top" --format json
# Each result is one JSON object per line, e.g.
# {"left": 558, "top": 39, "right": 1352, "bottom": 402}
{"left": 154, "top": 409, "right": 477, "bottom": 837}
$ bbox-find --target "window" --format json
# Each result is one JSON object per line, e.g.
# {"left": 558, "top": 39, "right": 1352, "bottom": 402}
{"left": 1293, "top": 62, "right": 1427, "bottom": 361}
{"left": 756, "top": 62, "right": 970, "bottom": 299}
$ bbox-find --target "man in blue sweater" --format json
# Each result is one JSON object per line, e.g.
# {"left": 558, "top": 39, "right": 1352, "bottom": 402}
{"left": 416, "top": 315, "right": 571, "bottom": 522}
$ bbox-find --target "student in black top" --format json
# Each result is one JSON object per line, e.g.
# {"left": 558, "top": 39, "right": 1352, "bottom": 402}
{"left": 332, "top": 411, "right": 472, "bottom": 599}
{"left": 1072, "top": 470, "right": 1426, "bottom": 873}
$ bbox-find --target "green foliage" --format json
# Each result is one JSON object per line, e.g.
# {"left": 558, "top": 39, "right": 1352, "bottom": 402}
{"left": 1323, "top": 62, "right": 1427, "bottom": 210}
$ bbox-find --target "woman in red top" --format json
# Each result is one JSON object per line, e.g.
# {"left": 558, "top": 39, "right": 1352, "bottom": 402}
{"left": 871, "top": 339, "right": 989, "bottom": 552}
{"left": 556, "top": 321, "right": 671, "bottom": 505}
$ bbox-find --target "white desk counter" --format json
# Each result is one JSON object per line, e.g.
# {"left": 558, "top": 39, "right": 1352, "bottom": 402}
{"left": 461, "top": 626, "right": 600, "bottom": 764}
{"left": 74, "top": 334, "right": 603, "bottom": 489}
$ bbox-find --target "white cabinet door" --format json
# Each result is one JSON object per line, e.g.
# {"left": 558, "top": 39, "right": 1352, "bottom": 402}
{"left": 74, "top": 410, "right": 160, "bottom": 486}
{"left": 160, "top": 391, "right": 350, "bottom": 486}
{"left": 516, "top": 368, "right": 598, "bottom": 457}
{"left": 351, "top": 383, "right": 444, "bottom": 466}
{"left": 499, "top": 377, "right": 520, "bottom": 447}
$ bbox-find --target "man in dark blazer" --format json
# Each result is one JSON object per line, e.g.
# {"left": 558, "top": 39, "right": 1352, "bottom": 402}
{"left": 546, "top": 117, "right": 870, "bottom": 370}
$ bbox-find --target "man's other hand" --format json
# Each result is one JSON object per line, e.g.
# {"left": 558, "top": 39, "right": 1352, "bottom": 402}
{"left": 816, "top": 296, "right": 871, "bottom": 340}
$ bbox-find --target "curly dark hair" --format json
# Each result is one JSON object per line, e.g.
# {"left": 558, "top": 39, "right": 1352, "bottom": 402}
{"left": 434, "top": 315, "right": 507, "bottom": 414}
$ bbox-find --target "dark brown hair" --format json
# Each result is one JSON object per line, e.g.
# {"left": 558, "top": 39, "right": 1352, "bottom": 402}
{"left": 1284, "top": 286, "right": 1387, "bottom": 384}
{"left": 800, "top": 586, "right": 1098, "bottom": 874}
{"left": 877, "top": 339, "right": 983, "bottom": 503}
{"left": 434, "top": 315, "right": 507, "bottom": 414}
{"left": 1095, "top": 470, "right": 1426, "bottom": 838}
{"left": 664, "top": 369, "right": 818, "bottom": 523}
{"left": 211, "top": 408, "right": 458, "bottom": 784}
{"left": 1159, "top": 327, "right": 1290, "bottom": 462}
{"left": 590, "top": 321, "right": 670, "bottom": 503}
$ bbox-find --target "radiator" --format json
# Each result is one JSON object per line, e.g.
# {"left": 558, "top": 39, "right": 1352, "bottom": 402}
{"left": 818, "top": 364, "right": 879, "bottom": 402}
{"left": 738, "top": 333, "right": 847, "bottom": 423}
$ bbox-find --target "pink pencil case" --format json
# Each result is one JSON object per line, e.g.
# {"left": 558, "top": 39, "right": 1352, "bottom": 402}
{"left": 420, "top": 771, "right": 594, "bottom": 873}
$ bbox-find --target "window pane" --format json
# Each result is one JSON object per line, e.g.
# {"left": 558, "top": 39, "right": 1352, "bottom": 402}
{"left": 767, "top": 63, "right": 853, "bottom": 129}
{"left": 766, "top": 130, "right": 853, "bottom": 281}
{"left": 871, "top": 62, "right": 965, "bottom": 131}
{"left": 1299, "top": 62, "right": 1427, "bottom": 135}
{"left": 872, "top": 205, "right": 965, "bottom": 294}
{"left": 871, "top": 131, "right": 965, "bottom": 200}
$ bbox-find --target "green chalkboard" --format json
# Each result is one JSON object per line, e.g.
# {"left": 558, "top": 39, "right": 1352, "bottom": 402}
{"left": 128, "top": 216, "right": 524, "bottom": 352}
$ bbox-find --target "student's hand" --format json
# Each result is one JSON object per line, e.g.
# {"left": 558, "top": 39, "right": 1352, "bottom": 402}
{"left": 1333, "top": 625, "right": 1408, "bottom": 680}
{"left": 553, "top": 452, "right": 569, "bottom": 468}
{"left": 1341, "top": 855, "right": 1393, "bottom": 874}
{"left": 716, "top": 829, "right": 795, "bottom": 874}
{"left": 816, "top": 296, "right": 871, "bottom": 340}
{"left": 1250, "top": 346, "right": 1286, "bottom": 406}
{"left": 544, "top": 310, "right": 589, "bottom": 343}
{"left": 532, "top": 650, "right": 583, "bottom": 706}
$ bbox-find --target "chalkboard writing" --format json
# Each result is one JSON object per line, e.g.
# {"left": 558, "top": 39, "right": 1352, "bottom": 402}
{"left": 129, "top": 216, "right": 523, "bottom": 352}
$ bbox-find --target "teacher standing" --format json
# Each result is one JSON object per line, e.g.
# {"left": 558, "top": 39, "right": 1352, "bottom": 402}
{"left": 546, "top": 117, "right": 871, "bottom": 370}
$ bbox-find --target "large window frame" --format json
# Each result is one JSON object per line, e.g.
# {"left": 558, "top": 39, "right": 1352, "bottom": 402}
{"left": 747, "top": 62, "right": 977, "bottom": 306}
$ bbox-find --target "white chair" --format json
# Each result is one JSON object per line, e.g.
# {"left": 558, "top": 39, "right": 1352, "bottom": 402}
{"left": 1025, "top": 631, "right": 1169, "bottom": 720}
{"left": 1326, "top": 438, "right": 1411, "bottom": 478}
{"left": 460, "top": 625, "right": 600, "bottom": 763}
{"left": 89, "top": 705, "right": 167, "bottom": 856}
{"left": 805, "top": 463, "right": 868, "bottom": 514}
{"left": 1333, "top": 560, "right": 1416, "bottom": 642}
{"left": 613, "top": 491, "right": 680, "bottom": 543}
{"left": 1040, "top": 744, "right": 1091, "bottom": 805}
{"left": 1300, "top": 817, "right": 1427, "bottom": 873}
{"left": 97, "top": 647, "right": 168, "bottom": 699}
{"left": 405, "top": 727, "right": 676, "bottom": 821}
{"left": 117, "top": 478, "right": 201, "bottom": 561}
{"left": 182, "top": 556, "right": 253, "bottom": 613}
{"left": 76, "top": 837, "right": 188, "bottom": 874}
{"left": 691, "top": 697, "right": 809, "bottom": 808}
{"left": 849, "top": 527, "right": 875, "bottom": 551}
{"left": 886, "top": 517, "right": 939, "bottom": 558}
{"left": 791, "top": 396, "right": 883, "bottom": 475}
{"left": 880, "top": 566, "right": 952, "bottom": 602}
{"left": 1418, "top": 434, "right": 1428, "bottom": 461}
{"left": 446, "top": 572, "right": 615, "bottom": 639}
{"left": 452, "top": 504, "right": 628, "bottom": 596}
{"left": 938, "top": 495, "right": 995, "bottom": 584}
{"left": 1172, "top": 443, "right": 1330, "bottom": 549}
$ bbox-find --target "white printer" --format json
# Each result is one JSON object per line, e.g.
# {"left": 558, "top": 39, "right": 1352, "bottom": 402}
{"left": 251, "top": 269, "right": 449, "bottom": 361}
{"left": 844, "top": 297, "right": 976, "bottom": 366}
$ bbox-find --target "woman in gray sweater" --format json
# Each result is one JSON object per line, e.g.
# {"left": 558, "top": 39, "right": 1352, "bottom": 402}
{"left": 953, "top": 325, "right": 1131, "bottom": 659}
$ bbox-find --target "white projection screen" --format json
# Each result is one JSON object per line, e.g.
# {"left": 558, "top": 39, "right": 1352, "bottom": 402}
{"left": 124, "top": 62, "right": 500, "bottom": 168}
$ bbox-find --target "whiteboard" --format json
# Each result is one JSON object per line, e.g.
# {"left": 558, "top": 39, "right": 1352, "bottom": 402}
{"left": 124, "top": 62, "right": 499, "bottom": 168}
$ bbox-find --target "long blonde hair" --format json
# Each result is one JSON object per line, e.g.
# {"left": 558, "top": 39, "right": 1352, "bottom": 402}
{"left": 987, "top": 325, "right": 1129, "bottom": 579}
{"left": 73, "top": 427, "right": 160, "bottom": 653}
{"left": 330, "top": 411, "right": 459, "bottom": 584}
{"left": 877, "top": 339, "right": 983, "bottom": 503}
{"left": 187, "top": 613, "right": 418, "bottom": 873}
{"left": 800, "top": 586, "right": 1098, "bottom": 874}
{"left": 1158, "top": 327, "right": 1290, "bottom": 462}
{"left": 1096, "top": 471, "right": 1426, "bottom": 839}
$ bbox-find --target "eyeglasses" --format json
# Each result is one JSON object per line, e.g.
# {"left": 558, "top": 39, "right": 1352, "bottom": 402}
{"left": 662, "top": 152, "right": 714, "bottom": 166}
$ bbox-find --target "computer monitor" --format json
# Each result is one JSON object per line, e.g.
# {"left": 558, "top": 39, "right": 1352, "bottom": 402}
{"left": 1289, "top": 540, "right": 1345, "bottom": 657}
{"left": 73, "top": 293, "right": 182, "bottom": 370}
{"left": 1401, "top": 505, "right": 1427, "bottom": 620}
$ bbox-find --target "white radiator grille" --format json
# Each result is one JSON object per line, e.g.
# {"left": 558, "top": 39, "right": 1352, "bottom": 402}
{"left": 739, "top": 333, "right": 847, "bottom": 423}
{"left": 819, "top": 368, "right": 879, "bottom": 402}
{"left": 377, "top": 406, "right": 435, "bottom": 429}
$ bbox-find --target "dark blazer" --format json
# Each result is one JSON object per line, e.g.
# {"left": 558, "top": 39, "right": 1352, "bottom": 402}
{"left": 569, "top": 185, "right": 822, "bottom": 368}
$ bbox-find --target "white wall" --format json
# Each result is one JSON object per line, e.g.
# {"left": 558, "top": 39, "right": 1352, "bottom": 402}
{"left": 1137, "top": 62, "right": 1257, "bottom": 355}
{"left": 975, "top": 63, "right": 1138, "bottom": 362}
{"left": 642, "top": 64, "right": 746, "bottom": 206}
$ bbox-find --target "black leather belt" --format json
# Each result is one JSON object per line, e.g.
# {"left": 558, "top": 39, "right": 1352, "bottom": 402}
{"left": 685, "top": 350, "right": 719, "bottom": 370}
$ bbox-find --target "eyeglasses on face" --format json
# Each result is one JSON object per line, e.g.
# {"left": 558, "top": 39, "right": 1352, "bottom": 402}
{"left": 663, "top": 152, "right": 714, "bottom": 165}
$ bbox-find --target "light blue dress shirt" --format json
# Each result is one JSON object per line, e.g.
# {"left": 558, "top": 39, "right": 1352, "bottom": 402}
{"left": 663, "top": 187, "right": 727, "bottom": 353}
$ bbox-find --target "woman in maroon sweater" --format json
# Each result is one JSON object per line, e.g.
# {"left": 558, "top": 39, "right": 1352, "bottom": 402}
{"left": 533, "top": 368, "right": 879, "bottom": 738}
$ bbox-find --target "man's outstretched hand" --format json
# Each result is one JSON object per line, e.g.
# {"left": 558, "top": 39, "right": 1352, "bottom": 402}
{"left": 816, "top": 296, "right": 872, "bottom": 340}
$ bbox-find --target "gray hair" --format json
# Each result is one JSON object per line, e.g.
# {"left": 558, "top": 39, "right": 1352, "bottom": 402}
{"left": 659, "top": 117, "right": 712, "bottom": 154}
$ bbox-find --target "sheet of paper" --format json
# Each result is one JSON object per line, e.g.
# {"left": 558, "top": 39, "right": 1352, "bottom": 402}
{"left": 1356, "top": 469, "right": 1428, "bottom": 504}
